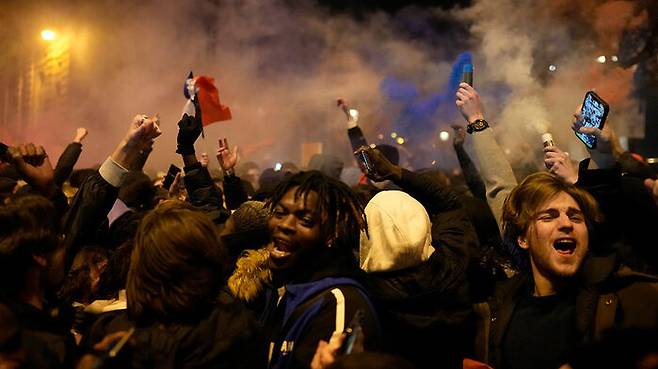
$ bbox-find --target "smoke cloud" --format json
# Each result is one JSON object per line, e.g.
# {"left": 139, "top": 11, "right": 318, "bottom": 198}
{"left": 0, "top": 0, "right": 643, "bottom": 178}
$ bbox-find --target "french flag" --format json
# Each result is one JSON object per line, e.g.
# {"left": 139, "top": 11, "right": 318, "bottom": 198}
{"left": 182, "top": 71, "right": 232, "bottom": 126}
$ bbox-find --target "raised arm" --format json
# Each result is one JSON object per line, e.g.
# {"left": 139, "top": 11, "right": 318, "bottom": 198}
{"left": 452, "top": 124, "right": 487, "bottom": 200}
{"left": 62, "top": 115, "right": 161, "bottom": 269}
{"left": 54, "top": 127, "right": 87, "bottom": 186}
{"left": 216, "top": 137, "right": 249, "bottom": 210}
{"left": 455, "top": 83, "right": 517, "bottom": 231}
{"left": 360, "top": 146, "right": 478, "bottom": 261}
{"left": 338, "top": 99, "right": 369, "bottom": 151}
{"left": 176, "top": 99, "right": 230, "bottom": 223}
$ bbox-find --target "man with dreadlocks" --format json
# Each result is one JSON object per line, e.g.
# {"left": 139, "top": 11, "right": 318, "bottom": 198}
{"left": 260, "top": 170, "right": 380, "bottom": 369}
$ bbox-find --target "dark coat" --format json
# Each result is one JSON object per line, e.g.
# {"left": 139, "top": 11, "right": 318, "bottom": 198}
{"left": 365, "top": 169, "right": 477, "bottom": 369}
{"left": 261, "top": 248, "right": 381, "bottom": 369}
{"left": 473, "top": 253, "right": 658, "bottom": 368}
{"left": 183, "top": 162, "right": 230, "bottom": 224}
{"left": 86, "top": 290, "right": 267, "bottom": 369}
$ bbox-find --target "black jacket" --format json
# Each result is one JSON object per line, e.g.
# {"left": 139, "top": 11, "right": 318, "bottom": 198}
{"left": 86, "top": 290, "right": 267, "bottom": 369}
{"left": 183, "top": 162, "right": 230, "bottom": 224}
{"left": 576, "top": 159, "right": 658, "bottom": 273}
{"left": 2, "top": 298, "right": 77, "bottom": 369}
{"left": 54, "top": 142, "right": 82, "bottom": 186}
{"left": 262, "top": 248, "right": 381, "bottom": 369}
{"left": 474, "top": 254, "right": 658, "bottom": 368}
{"left": 474, "top": 161, "right": 658, "bottom": 368}
{"left": 61, "top": 171, "right": 119, "bottom": 270}
{"left": 365, "top": 169, "right": 477, "bottom": 369}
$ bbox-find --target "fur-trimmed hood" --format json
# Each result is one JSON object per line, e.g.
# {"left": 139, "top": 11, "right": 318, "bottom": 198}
{"left": 228, "top": 248, "right": 272, "bottom": 303}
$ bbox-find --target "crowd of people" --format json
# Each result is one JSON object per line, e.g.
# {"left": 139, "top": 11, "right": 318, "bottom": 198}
{"left": 1, "top": 82, "right": 657, "bottom": 369}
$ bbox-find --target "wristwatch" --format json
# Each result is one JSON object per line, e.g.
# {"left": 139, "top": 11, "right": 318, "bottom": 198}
{"left": 467, "top": 119, "right": 489, "bottom": 134}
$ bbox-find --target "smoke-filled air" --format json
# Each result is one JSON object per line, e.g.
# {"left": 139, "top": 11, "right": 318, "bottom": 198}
{"left": 0, "top": 0, "right": 643, "bottom": 175}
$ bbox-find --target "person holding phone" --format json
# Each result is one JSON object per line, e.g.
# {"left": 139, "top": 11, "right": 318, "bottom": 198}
{"left": 355, "top": 147, "right": 477, "bottom": 369}
{"left": 261, "top": 171, "right": 381, "bottom": 369}
{"left": 455, "top": 84, "right": 658, "bottom": 369}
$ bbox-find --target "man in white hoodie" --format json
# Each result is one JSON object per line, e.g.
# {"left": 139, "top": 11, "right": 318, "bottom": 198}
{"left": 356, "top": 147, "right": 478, "bottom": 369}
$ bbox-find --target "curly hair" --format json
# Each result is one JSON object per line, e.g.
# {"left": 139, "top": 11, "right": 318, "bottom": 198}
{"left": 267, "top": 170, "right": 368, "bottom": 250}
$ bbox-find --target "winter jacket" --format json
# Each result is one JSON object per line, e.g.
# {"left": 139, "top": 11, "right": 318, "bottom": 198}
{"left": 2, "top": 298, "right": 77, "bottom": 369}
{"left": 183, "top": 162, "right": 230, "bottom": 224}
{"left": 364, "top": 169, "right": 477, "bottom": 369}
{"left": 62, "top": 159, "right": 124, "bottom": 270}
{"left": 85, "top": 290, "right": 267, "bottom": 369}
{"left": 223, "top": 173, "right": 250, "bottom": 210}
{"left": 473, "top": 253, "right": 658, "bottom": 368}
{"left": 261, "top": 248, "right": 381, "bottom": 369}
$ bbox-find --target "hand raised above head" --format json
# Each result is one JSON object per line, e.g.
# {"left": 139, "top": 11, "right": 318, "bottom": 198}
{"left": 355, "top": 146, "right": 401, "bottom": 182}
{"left": 7, "top": 143, "right": 55, "bottom": 196}
{"left": 176, "top": 113, "right": 202, "bottom": 153}
{"left": 337, "top": 98, "right": 358, "bottom": 125}
{"left": 74, "top": 127, "right": 88, "bottom": 143}
{"left": 111, "top": 114, "right": 162, "bottom": 170}
{"left": 216, "top": 138, "right": 239, "bottom": 171}
{"left": 126, "top": 114, "right": 162, "bottom": 150}
{"left": 451, "top": 124, "right": 465, "bottom": 147}
{"left": 455, "top": 82, "right": 485, "bottom": 124}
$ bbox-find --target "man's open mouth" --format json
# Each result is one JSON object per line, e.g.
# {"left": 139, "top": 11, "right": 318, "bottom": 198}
{"left": 553, "top": 238, "right": 577, "bottom": 255}
{"left": 270, "top": 238, "right": 293, "bottom": 259}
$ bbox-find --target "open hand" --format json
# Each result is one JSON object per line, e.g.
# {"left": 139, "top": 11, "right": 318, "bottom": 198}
{"left": 216, "top": 138, "right": 239, "bottom": 171}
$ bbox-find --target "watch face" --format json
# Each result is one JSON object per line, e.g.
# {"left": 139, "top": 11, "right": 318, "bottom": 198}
{"left": 468, "top": 119, "right": 488, "bottom": 133}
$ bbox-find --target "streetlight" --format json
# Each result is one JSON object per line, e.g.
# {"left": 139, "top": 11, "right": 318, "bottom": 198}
{"left": 41, "top": 29, "right": 56, "bottom": 41}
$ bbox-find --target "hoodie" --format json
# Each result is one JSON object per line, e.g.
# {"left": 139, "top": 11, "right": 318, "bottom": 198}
{"left": 360, "top": 191, "right": 435, "bottom": 273}
{"left": 361, "top": 170, "right": 477, "bottom": 369}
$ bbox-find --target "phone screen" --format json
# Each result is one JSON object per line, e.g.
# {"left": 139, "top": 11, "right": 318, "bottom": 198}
{"left": 162, "top": 164, "right": 182, "bottom": 190}
{"left": 354, "top": 149, "right": 374, "bottom": 176}
{"left": 341, "top": 309, "right": 364, "bottom": 355}
{"left": 575, "top": 92, "right": 609, "bottom": 149}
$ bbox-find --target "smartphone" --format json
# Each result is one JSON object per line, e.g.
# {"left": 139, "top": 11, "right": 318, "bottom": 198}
{"left": 162, "top": 164, "right": 182, "bottom": 190}
{"left": 462, "top": 64, "right": 473, "bottom": 87}
{"left": 575, "top": 91, "right": 609, "bottom": 149}
{"left": 340, "top": 309, "right": 364, "bottom": 355}
{"left": 354, "top": 147, "right": 374, "bottom": 176}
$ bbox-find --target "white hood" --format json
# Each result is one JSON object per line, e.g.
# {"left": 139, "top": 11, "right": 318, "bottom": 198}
{"left": 360, "top": 190, "right": 435, "bottom": 273}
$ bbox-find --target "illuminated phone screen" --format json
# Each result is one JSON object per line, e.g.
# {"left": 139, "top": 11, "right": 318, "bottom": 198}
{"left": 575, "top": 93, "right": 607, "bottom": 149}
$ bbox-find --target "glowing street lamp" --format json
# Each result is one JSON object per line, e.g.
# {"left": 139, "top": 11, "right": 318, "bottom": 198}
{"left": 41, "top": 29, "right": 57, "bottom": 41}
